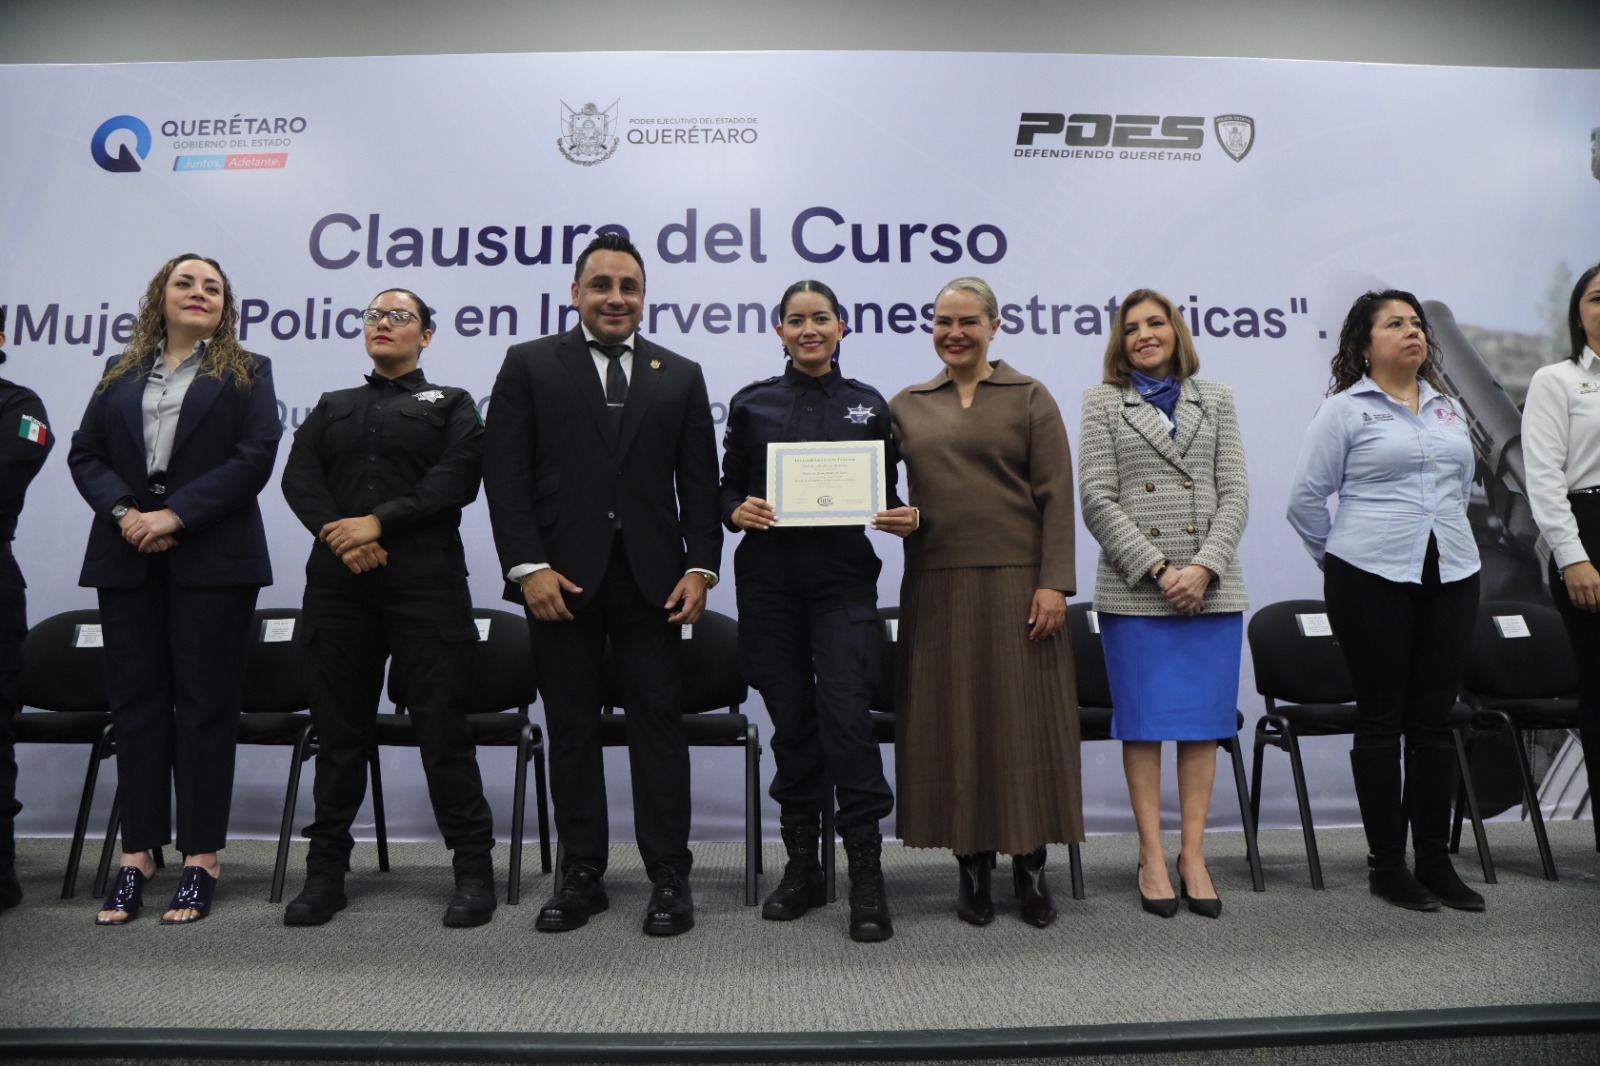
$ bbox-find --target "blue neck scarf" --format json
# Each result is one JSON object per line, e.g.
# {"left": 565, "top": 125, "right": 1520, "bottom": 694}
{"left": 1132, "top": 371, "right": 1180, "bottom": 437}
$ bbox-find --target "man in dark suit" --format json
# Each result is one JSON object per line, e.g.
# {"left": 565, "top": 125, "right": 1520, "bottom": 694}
{"left": 483, "top": 233, "right": 721, "bottom": 936}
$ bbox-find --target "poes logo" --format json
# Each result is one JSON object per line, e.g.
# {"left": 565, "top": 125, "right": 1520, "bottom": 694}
{"left": 91, "top": 115, "right": 152, "bottom": 173}
{"left": 1013, "top": 112, "right": 1255, "bottom": 164}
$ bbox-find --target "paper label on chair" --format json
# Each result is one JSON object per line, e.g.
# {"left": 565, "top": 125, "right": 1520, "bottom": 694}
{"left": 1492, "top": 614, "right": 1530, "bottom": 638}
{"left": 1086, "top": 610, "right": 1099, "bottom": 634}
{"left": 73, "top": 623, "right": 103, "bottom": 648}
{"left": 475, "top": 618, "right": 492, "bottom": 641}
{"left": 1296, "top": 613, "right": 1333, "bottom": 637}
{"left": 260, "top": 617, "right": 296, "bottom": 643}
{"left": 885, "top": 618, "right": 899, "bottom": 641}
{"left": 681, "top": 624, "right": 693, "bottom": 639}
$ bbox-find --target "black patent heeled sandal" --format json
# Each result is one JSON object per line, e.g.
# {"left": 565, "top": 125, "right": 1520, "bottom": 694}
{"left": 95, "top": 865, "right": 148, "bottom": 926}
{"left": 160, "top": 865, "right": 218, "bottom": 925}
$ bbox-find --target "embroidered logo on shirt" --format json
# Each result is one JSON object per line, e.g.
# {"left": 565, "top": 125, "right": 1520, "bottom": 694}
{"left": 1434, "top": 408, "right": 1461, "bottom": 428}
{"left": 1361, "top": 411, "right": 1394, "bottom": 423}
{"left": 845, "top": 404, "right": 876, "bottom": 424}
{"left": 17, "top": 415, "right": 47, "bottom": 445}
{"left": 414, "top": 390, "right": 445, "bottom": 404}
{"left": 1579, "top": 381, "right": 1599, "bottom": 395}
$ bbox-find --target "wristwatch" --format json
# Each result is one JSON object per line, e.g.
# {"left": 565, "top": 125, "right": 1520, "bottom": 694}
{"left": 111, "top": 502, "right": 132, "bottom": 521}
{"left": 1150, "top": 560, "right": 1170, "bottom": 582}
{"left": 696, "top": 571, "right": 719, "bottom": 590}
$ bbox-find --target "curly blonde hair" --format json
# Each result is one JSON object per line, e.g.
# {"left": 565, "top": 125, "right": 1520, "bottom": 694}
{"left": 98, "top": 253, "right": 260, "bottom": 393}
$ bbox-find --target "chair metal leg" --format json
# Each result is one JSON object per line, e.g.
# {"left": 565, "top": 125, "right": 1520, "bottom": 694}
{"left": 1249, "top": 730, "right": 1267, "bottom": 831}
{"left": 1226, "top": 737, "right": 1266, "bottom": 892}
{"left": 92, "top": 789, "right": 122, "bottom": 900}
{"left": 744, "top": 723, "right": 760, "bottom": 906}
{"left": 64, "top": 728, "right": 114, "bottom": 900}
{"left": 1451, "top": 726, "right": 1496, "bottom": 884}
{"left": 1067, "top": 841, "right": 1085, "bottom": 900}
{"left": 532, "top": 738, "right": 552, "bottom": 875}
{"left": 822, "top": 803, "right": 837, "bottom": 903}
{"left": 270, "top": 727, "right": 313, "bottom": 903}
{"left": 1284, "top": 731, "right": 1324, "bottom": 890}
{"left": 368, "top": 748, "right": 390, "bottom": 873}
{"left": 507, "top": 725, "right": 529, "bottom": 906}
{"left": 1508, "top": 726, "right": 1559, "bottom": 880}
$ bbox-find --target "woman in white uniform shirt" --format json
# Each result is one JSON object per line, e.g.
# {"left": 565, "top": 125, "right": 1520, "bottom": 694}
{"left": 1287, "top": 289, "right": 1484, "bottom": 913}
{"left": 1520, "top": 262, "right": 1600, "bottom": 853}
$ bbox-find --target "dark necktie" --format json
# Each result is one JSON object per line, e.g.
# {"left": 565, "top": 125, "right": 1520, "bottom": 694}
{"left": 594, "top": 343, "right": 628, "bottom": 435}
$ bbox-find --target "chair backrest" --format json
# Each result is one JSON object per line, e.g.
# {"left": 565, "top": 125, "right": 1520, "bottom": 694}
{"left": 1246, "top": 599, "right": 1354, "bottom": 706}
{"left": 387, "top": 607, "right": 537, "bottom": 715}
{"left": 242, "top": 607, "right": 311, "bottom": 714}
{"left": 19, "top": 609, "right": 109, "bottom": 713}
{"left": 1463, "top": 599, "right": 1578, "bottom": 702}
{"left": 1066, "top": 603, "right": 1113, "bottom": 709}
{"left": 602, "top": 608, "right": 746, "bottom": 714}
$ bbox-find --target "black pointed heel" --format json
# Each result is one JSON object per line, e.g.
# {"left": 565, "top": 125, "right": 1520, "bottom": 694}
{"left": 1137, "top": 860, "right": 1179, "bottom": 918}
{"left": 1177, "top": 855, "right": 1222, "bottom": 919}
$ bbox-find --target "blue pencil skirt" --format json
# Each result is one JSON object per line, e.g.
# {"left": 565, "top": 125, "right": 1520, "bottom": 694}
{"left": 1100, "top": 611, "right": 1243, "bottom": 741}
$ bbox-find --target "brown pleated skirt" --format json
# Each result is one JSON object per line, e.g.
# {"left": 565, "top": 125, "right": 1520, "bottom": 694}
{"left": 894, "top": 565, "right": 1084, "bottom": 855}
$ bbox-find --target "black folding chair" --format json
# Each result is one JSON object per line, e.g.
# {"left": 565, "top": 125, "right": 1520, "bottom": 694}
{"left": 1070, "top": 603, "right": 1265, "bottom": 894}
{"left": 1457, "top": 599, "right": 1583, "bottom": 881}
{"left": 371, "top": 607, "right": 552, "bottom": 904}
{"left": 1247, "top": 599, "right": 1493, "bottom": 889}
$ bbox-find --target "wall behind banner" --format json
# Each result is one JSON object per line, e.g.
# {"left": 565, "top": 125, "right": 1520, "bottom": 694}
{"left": 3, "top": 4, "right": 1597, "bottom": 851}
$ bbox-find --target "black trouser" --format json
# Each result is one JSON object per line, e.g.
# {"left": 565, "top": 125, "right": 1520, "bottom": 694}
{"left": 1547, "top": 491, "right": 1600, "bottom": 838}
{"left": 735, "top": 531, "right": 892, "bottom": 833}
{"left": 527, "top": 538, "right": 691, "bottom": 877}
{"left": 300, "top": 549, "right": 493, "bottom": 873}
{"left": 1324, "top": 538, "right": 1480, "bottom": 749}
{"left": 0, "top": 555, "right": 23, "bottom": 875}
{"left": 97, "top": 560, "right": 258, "bottom": 855}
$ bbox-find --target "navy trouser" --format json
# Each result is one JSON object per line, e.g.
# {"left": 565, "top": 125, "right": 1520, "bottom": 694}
{"left": 735, "top": 530, "right": 892, "bottom": 832}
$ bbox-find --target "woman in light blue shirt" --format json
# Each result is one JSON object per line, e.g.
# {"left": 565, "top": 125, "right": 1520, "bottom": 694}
{"left": 1287, "top": 289, "right": 1484, "bottom": 913}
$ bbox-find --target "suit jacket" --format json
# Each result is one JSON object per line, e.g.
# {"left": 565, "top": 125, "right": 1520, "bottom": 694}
{"left": 68, "top": 353, "right": 281, "bottom": 589}
{"left": 482, "top": 327, "right": 722, "bottom": 610}
{"left": 1077, "top": 377, "right": 1249, "bottom": 616}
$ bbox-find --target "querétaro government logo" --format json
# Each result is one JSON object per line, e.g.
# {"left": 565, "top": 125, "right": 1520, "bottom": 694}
{"left": 559, "top": 100, "right": 620, "bottom": 166}
{"left": 91, "top": 115, "right": 152, "bottom": 172}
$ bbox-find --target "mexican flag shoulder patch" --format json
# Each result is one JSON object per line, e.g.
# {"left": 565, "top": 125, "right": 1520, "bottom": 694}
{"left": 18, "top": 414, "right": 47, "bottom": 446}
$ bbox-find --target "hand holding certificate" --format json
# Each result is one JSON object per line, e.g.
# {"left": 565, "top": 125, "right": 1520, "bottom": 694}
{"left": 765, "top": 440, "right": 887, "bottom": 527}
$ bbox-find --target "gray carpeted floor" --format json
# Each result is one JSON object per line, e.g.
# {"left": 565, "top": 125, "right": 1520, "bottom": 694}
{"left": 1, "top": 822, "right": 1595, "bottom": 1035}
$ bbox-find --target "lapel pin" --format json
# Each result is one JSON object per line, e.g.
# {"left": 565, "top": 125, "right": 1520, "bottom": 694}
{"left": 650, "top": 359, "right": 661, "bottom": 370}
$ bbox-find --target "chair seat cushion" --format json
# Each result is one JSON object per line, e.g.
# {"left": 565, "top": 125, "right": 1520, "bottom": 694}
{"left": 597, "top": 712, "right": 751, "bottom": 745}
{"left": 1477, "top": 698, "right": 1581, "bottom": 730}
{"left": 1078, "top": 705, "right": 1114, "bottom": 741}
{"left": 869, "top": 712, "right": 895, "bottom": 744}
{"left": 371, "top": 711, "right": 534, "bottom": 747}
{"left": 238, "top": 712, "right": 312, "bottom": 745}
{"left": 1266, "top": 702, "right": 1359, "bottom": 735}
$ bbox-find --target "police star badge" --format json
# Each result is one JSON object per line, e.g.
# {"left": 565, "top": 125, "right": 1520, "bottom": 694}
{"left": 845, "top": 405, "right": 876, "bottom": 424}
{"left": 414, "top": 389, "right": 446, "bottom": 404}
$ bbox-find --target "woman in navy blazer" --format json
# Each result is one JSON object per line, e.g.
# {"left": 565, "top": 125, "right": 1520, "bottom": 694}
{"left": 68, "top": 253, "right": 281, "bottom": 925}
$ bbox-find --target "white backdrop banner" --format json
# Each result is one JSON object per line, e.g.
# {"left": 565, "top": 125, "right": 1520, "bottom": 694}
{"left": 3, "top": 51, "right": 1596, "bottom": 844}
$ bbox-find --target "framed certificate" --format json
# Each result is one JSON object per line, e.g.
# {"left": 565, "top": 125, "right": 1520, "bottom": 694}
{"left": 765, "top": 440, "right": 887, "bottom": 526}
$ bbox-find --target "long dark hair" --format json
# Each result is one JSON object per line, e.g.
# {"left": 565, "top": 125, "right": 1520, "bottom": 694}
{"left": 1327, "top": 289, "right": 1446, "bottom": 396}
{"left": 1567, "top": 262, "right": 1600, "bottom": 362}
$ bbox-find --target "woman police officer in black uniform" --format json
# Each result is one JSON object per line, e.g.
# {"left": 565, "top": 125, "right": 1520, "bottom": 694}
{"left": 279, "top": 287, "right": 496, "bottom": 928}
{"left": 719, "top": 279, "right": 918, "bottom": 942}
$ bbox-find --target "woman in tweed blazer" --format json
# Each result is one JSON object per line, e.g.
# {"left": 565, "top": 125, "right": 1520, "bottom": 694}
{"left": 1079, "top": 288, "right": 1248, "bottom": 918}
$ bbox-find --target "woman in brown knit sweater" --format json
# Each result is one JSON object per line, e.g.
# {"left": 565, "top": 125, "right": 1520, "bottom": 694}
{"left": 888, "top": 276, "right": 1083, "bottom": 929}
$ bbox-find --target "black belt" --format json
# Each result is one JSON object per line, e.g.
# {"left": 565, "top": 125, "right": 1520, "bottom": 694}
{"left": 1570, "top": 485, "right": 1600, "bottom": 496}
{"left": 148, "top": 472, "right": 167, "bottom": 496}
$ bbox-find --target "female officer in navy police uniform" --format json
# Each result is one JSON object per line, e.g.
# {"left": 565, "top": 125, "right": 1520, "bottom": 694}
{"left": 720, "top": 280, "right": 919, "bottom": 942}
{"left": 0, "top": 308, "right": 54, "bottom": 914}
{"left": 279, "top": 287, "right": 496, "bottom": 929}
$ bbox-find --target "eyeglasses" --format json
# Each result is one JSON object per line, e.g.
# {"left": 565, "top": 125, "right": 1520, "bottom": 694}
{"left": 362, "top": 309, "right": 420, "bottom": 326}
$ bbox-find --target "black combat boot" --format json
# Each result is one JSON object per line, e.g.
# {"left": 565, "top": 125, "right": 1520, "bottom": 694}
{"left": 762, "top": 816, "right": 826, "bottom": 921}
{"left": 841, "top": 826, "right": 892, "bottom": 942}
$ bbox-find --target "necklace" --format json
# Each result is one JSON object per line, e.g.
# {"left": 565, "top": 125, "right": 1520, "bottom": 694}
{"left": 1376, "top": 382, "right": 1419, "bottom": 409}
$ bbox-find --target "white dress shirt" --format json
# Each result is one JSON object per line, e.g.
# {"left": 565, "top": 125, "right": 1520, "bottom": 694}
{"left": 1521, "top": 345, "right": 1600, "bottom": 569}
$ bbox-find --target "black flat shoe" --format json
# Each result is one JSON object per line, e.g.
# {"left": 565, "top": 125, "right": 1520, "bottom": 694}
{"left": 161, "top": 865, "right": 218, "bottom": 924}
{"left": 642, "top": 867, "right": 694, "bottom": 937}
{"left": 96, "top": 865, "right": 148, "bottom": 925}
{"left": 536, "top": 864, "right": 608, "bottom": 932}
{"left": 1137, "top": 861, "right": 1179, "bottom": 918}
